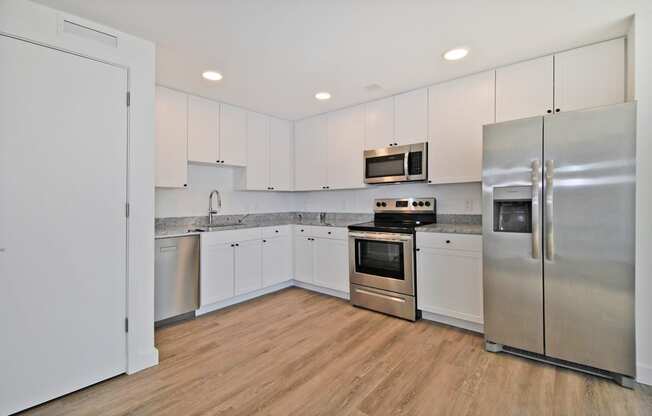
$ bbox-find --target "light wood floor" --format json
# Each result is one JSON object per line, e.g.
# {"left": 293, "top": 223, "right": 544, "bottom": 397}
{"left": 22, "top": 287, "right": 652, "bottom": 416}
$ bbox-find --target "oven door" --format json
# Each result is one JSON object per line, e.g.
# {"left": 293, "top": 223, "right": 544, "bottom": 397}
{"left": 348, "top": 231, "right": 415, "bottom": 296}
{"left": 364, "top": 146, "right": 409, "bottom": 184}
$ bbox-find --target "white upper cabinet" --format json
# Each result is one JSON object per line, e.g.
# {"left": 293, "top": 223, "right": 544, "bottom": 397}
{"left": 220, "top": 103, "right": 247, "bottom": 166}
{"left": 428, "top": 71, "right": 495, "bottom": 184}
{"left": 364, "top": 96, "right": 394, "bottom": 150}
{"left": 155, "top": 86, "right": 188, "bottom": 188}
{"left": 269, "top": 118, "right": 292, "bottom": 191}
{"left": 496, "top": 56, "right": 554, "bottom": 122}
{"left": 394, "top": 88, "right": 428, "bottom": 146}
{"left": 327, "top": 105, "right": 366, "bottom": 190}
{"left": 245, "top": 111, "right": 270, "bottom": 191}
{"left": 294, "top": 114, "right": 328, "bottom": 191}
{"left": 554, "top": 37, "right": 625, "bottom": 113}
{"left": 187, "top": 95, "right": 220, "bottom": 164}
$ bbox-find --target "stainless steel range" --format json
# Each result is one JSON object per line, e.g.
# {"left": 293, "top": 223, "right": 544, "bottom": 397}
{"left": 348, "top": 197, "right": 436, "bottom": 321}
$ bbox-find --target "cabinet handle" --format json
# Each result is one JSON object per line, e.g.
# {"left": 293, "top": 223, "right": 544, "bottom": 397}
{"left": 416, "top": 248, "right": 420, "bottom": 252}
{"left": 546, "top": 109, "right": 552, "bottom": 114}
{"left": 327, "top": 231, "right": 331, "bottom": 235}
{"left": 445, "top": 240, "right": 451, "bottom": 244}
{"left": 183, "top": 184, "right": 188, "bottom": 187}
{"left": 275, "top": 230, "right": 279, "bottom": 233}
{"left": 555, "top": 108, "right": 560, "bottom": 113}
{"left": 230, "top": 244, "right": 234, "bottom": 247}
{"left": 394, "top": 142, "right": 398, "bottom": 146}
{"left": 262, "top": 240, "right": 267, "bottom": 243}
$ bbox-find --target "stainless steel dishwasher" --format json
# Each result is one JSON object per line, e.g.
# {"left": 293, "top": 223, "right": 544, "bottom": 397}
{"left": 155, "top": 235, "right": 200, "bottom": 324}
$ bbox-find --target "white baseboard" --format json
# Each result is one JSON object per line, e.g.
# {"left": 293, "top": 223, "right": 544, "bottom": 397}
{"left": 421, "top": 310, "right": 484, "bottom": 334}
{"left": 292, "top": 280, "right": 350, "bottom": 300}
{"left": 196, "top": 280, "right": 293, "bottom": 316}
{"left": 637, "top": 362, "right": 652, "bottom": 386}
{"left": 127, "top": 347, "right": 159, "bottom": 374}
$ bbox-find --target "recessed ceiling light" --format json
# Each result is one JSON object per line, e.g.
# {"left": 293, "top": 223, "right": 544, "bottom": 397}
{"left": 202, "top": 70, "right": 223, "bottom": 81}
{"left": 443, "top": 48, "right": 469, "bottom": 61}
{"left": 315, "top": 92, "right": 331, "bottom": 101}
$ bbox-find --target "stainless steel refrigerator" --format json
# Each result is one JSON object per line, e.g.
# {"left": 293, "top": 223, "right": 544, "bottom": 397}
{"left": 482, "top": 102, "right": 636, "bottom": 387}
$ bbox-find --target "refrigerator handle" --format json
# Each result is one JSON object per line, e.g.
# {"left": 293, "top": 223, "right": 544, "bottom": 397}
{"left": 545, "top": 160, "right": 555, "bottom": 261}
{"left": 531, "top": 160, "right": 541, "bottom": 259}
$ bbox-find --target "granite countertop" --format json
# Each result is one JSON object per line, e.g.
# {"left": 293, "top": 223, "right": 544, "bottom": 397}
{"left": 416, "top": 223, "right": 482, "bottom": 235}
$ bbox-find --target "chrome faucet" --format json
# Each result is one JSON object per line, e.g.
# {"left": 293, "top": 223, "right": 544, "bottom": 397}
{"left": 208, "top": 190, "right": 221, "bottom": 226}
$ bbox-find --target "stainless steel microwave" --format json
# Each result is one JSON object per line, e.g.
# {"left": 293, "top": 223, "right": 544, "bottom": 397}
{"left": 364, "top": 143, "right": 427, "bottom": 184}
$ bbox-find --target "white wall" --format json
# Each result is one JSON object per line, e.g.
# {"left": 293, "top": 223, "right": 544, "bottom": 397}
{"left": 156, "top": 164, "right": 298, "bottom": 217}
{"left": 296, "top": 182, "right": 481, "bottom": 214}
{"left": 0, "top": 0, "right": 158, "bottom": 377}
{"left": 634, "top": 7, "right": 652, "bottom": 386}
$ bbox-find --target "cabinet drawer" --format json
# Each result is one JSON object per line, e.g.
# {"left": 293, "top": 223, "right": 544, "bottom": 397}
{"left": 201, "top": 228, "right": 262, "bottom": 245}
{"left": 416, "top": 232, "right": 481, "bottom": 252}
{"left": 312, "top": 226, "right": 347, "bottom": 240}
{"left": 261, "top": 225, "right": 291, "bottom": 238}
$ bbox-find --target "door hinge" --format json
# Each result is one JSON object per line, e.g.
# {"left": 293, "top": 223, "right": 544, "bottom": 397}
{"left": 126, "top": 91, "right": 131, "bottom": 107}
{"left": 125, "top": 318, "right": 129, "bottom": 333}
{"left": 125, "top": 202, "right": 130, "bottom": 218}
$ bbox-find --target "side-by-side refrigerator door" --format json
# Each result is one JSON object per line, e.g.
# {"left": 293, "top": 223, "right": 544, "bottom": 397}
{"left": 482, "top": 117, "right": 544, "bottom": 354}
{"left": 543, "top": 102, "right": 636, "bottom": 377}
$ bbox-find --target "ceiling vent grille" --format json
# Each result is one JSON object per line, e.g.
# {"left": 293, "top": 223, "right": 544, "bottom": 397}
{"left": 62, "top": 20, "right": 118, "bottom": 48}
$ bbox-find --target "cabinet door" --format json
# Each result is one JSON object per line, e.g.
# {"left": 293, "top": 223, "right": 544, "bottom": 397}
{"left": 554, "top": 38, "right": 625, "bottom": 113}
{"left": 364, "top": 96, "right": 394, "bottom": 149}
{"left": 269, "top": 118, "right": 292, "bottom": 191}
{"left": 234, "top": 239, "right": 263, "bottom": 295}
{"left": 200, "top": 241, "right": 234, "bottom": 306}
{"left": 313, "top": 238, "right": 349, "bottom": 293}
{"left": 246, "top": 111, "right": 270, "bottom": 190}
{"left": 262, "top": 236, "right": 292, "bottom": 286}
{"left": 416, "top": 247, "right": 483, "bottom": 324}
{"left": 220, "top": 103, "right": 247, "bottom": 166}
{"left": 327, "top": 105, "right": 365, "bottom": 190}
{"left": 496, "top": 56, "right": 554, "bottom": 122}
{"left": 294, "top": 115, "right": 328, "bottom": 191}
{"left": 394, "top": 88, "right": 428, "bottom": 146}
{"left": 155, "top": 86, "right": 188, "bottom": 188}
{"left": 293, "top": 236, "right": 314, "bottom": 283}
{"left": 187, "top": 95, "right": 219, "bottom": 163}
{"left": 428, "top": 71, "right": 495, "bottom": 184}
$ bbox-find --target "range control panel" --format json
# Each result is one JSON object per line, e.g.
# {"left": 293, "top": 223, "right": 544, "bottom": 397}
{"left": 374, "top": 198, "right": 436, "bottom": 213}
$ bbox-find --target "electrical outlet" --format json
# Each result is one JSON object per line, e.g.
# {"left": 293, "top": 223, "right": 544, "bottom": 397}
{"left": 465, "top": 200, "right": 474, "bottom": 212}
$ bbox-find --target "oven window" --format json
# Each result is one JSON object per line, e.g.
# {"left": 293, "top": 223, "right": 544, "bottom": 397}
{"left": 355, "top": 239, "right": 404, "bottom": 280}
{"left": 366, "top": 154, "right": 405, "bottom": 178}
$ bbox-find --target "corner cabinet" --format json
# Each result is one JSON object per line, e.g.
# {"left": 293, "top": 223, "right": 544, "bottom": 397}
{"left": 326, "top": 106, "right": 365, "bottom": 190}
{"left": 155, "top": 86, "right": 188, "bottom": 188}
{"left": 416, "top": 232, "right": 483, "bottom": 331}
{"left": 294, "top": 115, "right": 328, "bottom": 191}
{"left": 428, "top": 71, "right": 495, "bottom": 184}
{"left": 219, "top": 104, "right": 247, "bottom": 166}
{"left": 245, "top": 113, "right": 293, "bottom": 191}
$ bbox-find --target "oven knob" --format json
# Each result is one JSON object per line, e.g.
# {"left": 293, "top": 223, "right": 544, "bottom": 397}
{"left": 412, "top": 201, "right": 418, "bottom": 207}
{"left": 418, "top": 201, "right": 424, "bottom": 207}
{"left": 381, "top": 202, "right": 387, "bottom": 207}
{"left": 425, "top": 201, "right": 431, "bottom": 207}
{"left": 376, "top": 202, "right": 381, "bottom": 207}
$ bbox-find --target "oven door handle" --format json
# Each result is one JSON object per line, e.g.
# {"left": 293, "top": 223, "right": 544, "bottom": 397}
{"left": 348, "top": 231, "right": 414, "bottom": 242}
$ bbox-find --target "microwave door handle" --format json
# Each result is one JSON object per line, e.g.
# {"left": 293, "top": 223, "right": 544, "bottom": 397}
{"left": 403, "top": 152, "right": 410, "bottom": 180}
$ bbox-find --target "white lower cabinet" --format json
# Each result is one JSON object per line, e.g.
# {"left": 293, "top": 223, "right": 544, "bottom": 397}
{"left": 416, "top": 233, "right": 483, "bottom": 326}
{"left": 200, "top": 240, "right": 235, "bottom": 306}
{"left": 262, "top": 235, "right": 292, "bottom": 286}
{"left": 293, "top": 226, "right": 349, "bottom": 293}
{"left": 234, "top": 239, "right": 263, "bottom": 295}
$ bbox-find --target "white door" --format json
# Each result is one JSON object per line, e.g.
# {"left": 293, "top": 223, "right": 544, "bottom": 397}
{"left": 246, "top": 111, "right": 270, "bottom": 190}
{"left": 293, "top": 235, "right": 314, "bottom": 283}
{"left": 0, "top": 36, "right": 128, "bottom": 415}
{"left": 313, "top": 238, "right": 349, "bottom": 292}
{"left": 234, "top": 240, "right": 263, "bottom": 295}
{"left": 220, "top": 103, "right": 248, "bottom": 166}
{"left": 156, "top": 86, "right": 188, "bottom": 187}
{"left": 394, "top": 88, "right": 428, "bottom": 146}
{"left": 269, "top": 118, "right": 292, "bottom": 191}
{"left": 554, "top": 38, "right": 625, "bottom": 113}
{"left": 327, "top": 105, "right": 366, "bottom": 190}
{"left": 428, "top": 71, "right": 495, "bottom": 184}
{"left": 294, "top": 115, "right": 328, "bottom": 190}
{"left": 187, "top": 95, "right": 219, "bottom": 164}
{"left": 416, "top": 248, "right": 483, "bottom": 324}
{"left": 200, "top": 240, "right": 235, "bottom": 306}
{"left": 496, "top": 56, "right": 554, "bottom": 122}
{"left": 364, "top": 96, "right": 394, "bottom": 149}
{"left": 262, "top": 236, "right": 292, "bottom": 286}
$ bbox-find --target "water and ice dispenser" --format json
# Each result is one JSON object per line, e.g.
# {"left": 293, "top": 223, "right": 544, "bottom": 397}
{"left": 493, "top": 186, "right": 532, "bottom": 233}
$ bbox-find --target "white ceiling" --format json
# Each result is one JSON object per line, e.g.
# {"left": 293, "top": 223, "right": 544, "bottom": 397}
{"left": 35, "top": 0, "right": 639, "bottom": 120}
